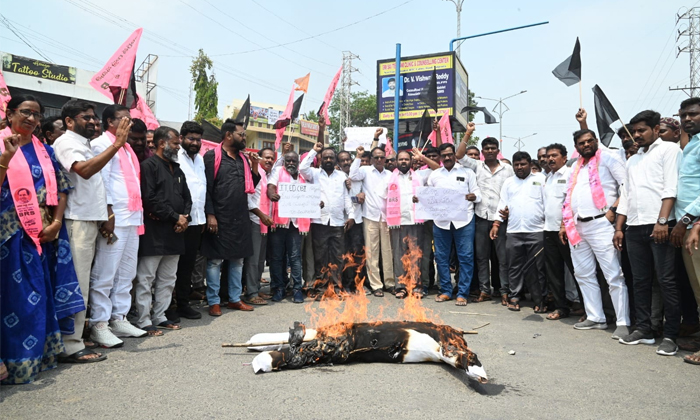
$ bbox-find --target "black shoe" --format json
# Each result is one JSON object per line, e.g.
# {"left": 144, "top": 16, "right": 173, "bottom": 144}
{"left": 293, "top": 290, "right": 305, "bottom": 303}
{"left": 177, "top": 305, "right": 202, "bottom": 320}
{"left": 271, "top": 288, "right": 285, "bottom": 302}
{"left": 165, "top": 308, "right": 181, "bottom": 323}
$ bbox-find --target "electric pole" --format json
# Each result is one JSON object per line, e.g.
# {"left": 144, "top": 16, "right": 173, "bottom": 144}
{"left": 670, "top": 7, "right": 700, "bottom": 96}
{"left": 339, "top": 51, "right": 360, "bottom": 142}
{"left": 476, "top": 90, "right": 527, "bottom": 148}
{"left": 443, "top": 0, "right": 465, "bottom": 58}
{"left": 503, "top": 133, "right": 537, "bottom": 152}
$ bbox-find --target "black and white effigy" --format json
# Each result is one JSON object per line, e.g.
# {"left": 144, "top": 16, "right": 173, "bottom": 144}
{"left": 248, "top": 321, "right": 488, "bottom": 383}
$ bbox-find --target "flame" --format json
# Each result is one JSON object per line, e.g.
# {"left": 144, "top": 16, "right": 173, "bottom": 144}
{"left": 305, "top": 235, "right": 441, "bottom": 338}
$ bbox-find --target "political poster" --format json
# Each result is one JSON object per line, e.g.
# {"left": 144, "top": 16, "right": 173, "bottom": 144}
{"left": 343, "top": 127, "right": 387, "bottom": 151}
{"left": 277, "top": 183, "right": 321, "bottom": 218}
{"left": 415, "top": 186, "right": 473, "bottom": 222}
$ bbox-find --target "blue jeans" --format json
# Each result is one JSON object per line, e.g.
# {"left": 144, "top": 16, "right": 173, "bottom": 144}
{"left": 269, "top": 226, "right": 303, "bottom": 292}
{"left": 433, "top": 220, "right": 475, "bottom": 299}
{"left": 206, "top": 258, "right": 243, "bottom": 305}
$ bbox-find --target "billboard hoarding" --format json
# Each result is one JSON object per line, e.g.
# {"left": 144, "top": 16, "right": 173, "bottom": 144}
{"left": 300, "top": 120, "right": 319, "bottom": 136}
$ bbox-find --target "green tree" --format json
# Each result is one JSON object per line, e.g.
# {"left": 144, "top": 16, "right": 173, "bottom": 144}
{"left": 302, "top": 109, "right": 319, "bottom": 123}
{"left": 190, "top": 49, "right": 219, "bottom": 124}
{"left": 328, "top": 91, "right": 377, "bottom": 147}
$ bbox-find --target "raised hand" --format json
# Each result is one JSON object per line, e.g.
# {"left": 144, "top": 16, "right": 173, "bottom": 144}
{"left": 313, "top": 142, "right": 323, "bottom": 153}
{"left": 114, "top": 117, "right": 133, "bottom": 148}
{"left": 374, "top": 128, "right": 383, "bottom": 139}
{"left": 575, "top": 108, "right": 587, "bottom": 123}
{"left": 282, "top": 142, "right": 294, "bottom": 154}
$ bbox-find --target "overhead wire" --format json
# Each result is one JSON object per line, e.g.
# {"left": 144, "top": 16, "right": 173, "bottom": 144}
{"left": 0, "top": 14, "right": 54, "bottom": 62}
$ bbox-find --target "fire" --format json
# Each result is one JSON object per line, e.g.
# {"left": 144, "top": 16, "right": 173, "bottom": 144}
{"left": 305, "top": 235, "right": 441, "bottom": 338}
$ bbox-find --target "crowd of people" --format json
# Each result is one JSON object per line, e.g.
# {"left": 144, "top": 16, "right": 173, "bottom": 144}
{"left": 1, "top": 93, "right": 700, "bottom": 386}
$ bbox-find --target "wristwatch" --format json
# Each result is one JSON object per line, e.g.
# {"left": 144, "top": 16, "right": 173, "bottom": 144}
{"left": 682, "top": 215, "right": 693, "bottom": 225}
{"left": 657, "top": 217, "right": 668, "bottom": 226}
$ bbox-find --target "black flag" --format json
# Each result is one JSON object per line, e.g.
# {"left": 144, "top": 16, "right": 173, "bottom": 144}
{"left": 273, "top": 94, "right": 305, "bottom": 130}
{"left": 592, "top": 85, "right": 620, "bottom": 147}
{"left": 316, "top": 101, "right": 325, "bottom": 117}
{"left": 234, "top": 95, "right": 251, "bottom": 129}
{"left": 415, "top": 109, "right": 433, "bottom": 143}
{"left": 418, "top": 67, "right": 438, "bottom": 112}
{"left": 552, "top": 38, "right": 581, "bottom": 87}
{"left": 460, "top": 106, "right": 498, "bottom": 124}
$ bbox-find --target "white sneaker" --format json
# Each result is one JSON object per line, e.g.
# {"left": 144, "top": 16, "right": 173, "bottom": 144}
{"left": 91, "top": 321, "right": 124, "bottom": 348}
{"left": 109, "top": 319, "right": 147, "bottom": 338}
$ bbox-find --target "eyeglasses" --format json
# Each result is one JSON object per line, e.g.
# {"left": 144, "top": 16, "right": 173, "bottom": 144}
{"left": 75, "top": 114, "right": 100, "bottom": 122}
{"left": 373, "top": 156, "right": 386, "bottom": 160}
{"left": 235, "top": 131, "right": 247, "bottom": 137}
{"left": 16, "top": 109, "right": 42, "bottom": 119}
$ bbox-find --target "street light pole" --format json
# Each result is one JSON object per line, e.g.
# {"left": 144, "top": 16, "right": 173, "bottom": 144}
{"left": 476, "top": 90, "right": 527, "bottom": 147}
{"left": 503, "top": 133, "right": 537, "bottom": 151}
{"left": 443, "top": 0, "right": 465, "bottom": 58}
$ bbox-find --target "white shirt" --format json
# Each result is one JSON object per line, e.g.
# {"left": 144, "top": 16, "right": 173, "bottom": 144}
{"left": 349, "top": 159, "right": 391, "bottom": 222}
{"left": 91, "top": 132, "right": 142, "bottom": 227}
{"left": 300, "top": 150, "right": 352, "bottom": 227}
{"left": 458, "top": 156, "right": 514, "bottom": 221}
{"left": 426, "top": 165, "right": 481, "bottom": 230}
{"left": 177, "top": 148, "right": 207, "bottom": 226}
{"left": 618, "top": 139, "right": 682, "bottom": 226}
{"left": 392, "top": 169, "right": 427, "bottom": 225}
{"left": 544, "top": 165, "right": 571, "bottom": 231}
{"left": 348, "top": 178, "right": 364, "bottom": 224}
{"left": 570, "top": 149, "right": 626, "bottom": 219}
{"left": 498, "top": 172, "right": 546, "bottom": 233}
{"left": 53, "top": 130, "right": 108, "bottom": 221}
{"left": 268, "top": 167, "right": 304, "bottom": 228}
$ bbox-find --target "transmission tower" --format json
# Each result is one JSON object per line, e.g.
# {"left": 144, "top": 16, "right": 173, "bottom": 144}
{"left": 136, "top": 54, "right": 159, "bottom": 111}
{"left": 670, "top": 8, "right": 700, "bottom": 96}
{"left": 339, "top": 51, "right": 360, "bottom": 141}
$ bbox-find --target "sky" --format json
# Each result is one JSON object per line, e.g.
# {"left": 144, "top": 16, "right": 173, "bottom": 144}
{"left": 0, "top": 0, "right": 695, "bottom": 159}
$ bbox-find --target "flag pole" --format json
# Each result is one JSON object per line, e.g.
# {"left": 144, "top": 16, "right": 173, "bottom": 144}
{"left": 118, "top": 88, "right": 126, "bottom": 106}
{"left": 578, "top": 81, "right": 583, "bottom": 110}
{"left": 618, "top": 119, "right": 633, "bottom": 140}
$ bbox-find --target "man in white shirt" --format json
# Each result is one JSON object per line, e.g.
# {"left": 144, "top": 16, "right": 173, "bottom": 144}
{"left": 301, "top": 143, "right": 354, "bottom": 297}
{"left": 560, "top": 129, "right": 630, "bottom": 339}
{"left": 88, "top": 105, "right": 147, "bottom": 348}
{"left": 338, "top": 150, "right": 368, "bottom": 292}
{"left": 425, "top": 143, "right": 481, "bottom": 306}
{"left": 54, "top": 99, "right": 129, "bottom": 363}
{"left": 349, "top": 145, "right": 394, "bottom": 296}
{"left": 543, "top": 143, "right": 576, "bottom": 320}
{"left": 456, "top": 131, "right": 514, "bottom": 305}
{"left": 243, "top": 147, "right": 276, "bottom": 305}
{"left": 491, "top": 151, "right": 546, "bottom": 312}
{"left": 614, "top": 110, "right": 682, "bottom": 356}
{"left": 172, "top": 121, "right": 207, "bottom": 320}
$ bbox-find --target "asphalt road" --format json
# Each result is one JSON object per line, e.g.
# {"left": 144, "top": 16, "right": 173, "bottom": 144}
{"left": 1, "top": 282, "right": 698, "bottom": 419}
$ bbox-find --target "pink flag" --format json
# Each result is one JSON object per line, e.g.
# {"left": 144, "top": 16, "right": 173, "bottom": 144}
{"left": 319, "top": 66, "right": 342, "bottom": 125}
{"left": 275, "top": 85, "right": 296, "bottom": 151}
{"left": 199, "top": 139, "right": 219, "bottom": 156}
{"left": 426, "top": 111, "right": 453, "bottom": 146}
{"left": 90, "top": 28, "right": 143, "bottom": 102}
{"left": 130, "top": 94, "right": 159, "bottom": 130}
{"left": 385, "top": 140, "right": 395, "bottom": 157}
{"left": 0, "top": 69, "right": 10, "bottom": 120}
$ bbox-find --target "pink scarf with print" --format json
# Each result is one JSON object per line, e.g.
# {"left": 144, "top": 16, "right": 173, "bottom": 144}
{"left": 562, "top": 149, "right": 608, "bottom": 247}
{"left": 386, "top": 168, "right": 423, "bottom": 228}
{"left": 214, "top": 143, "right": 255, "bottom": 194}
{"left": 256, "top": 170, "right": 270, "bottom": 235}
{"left": 105, "top": 131, "right": 145, "bottom": 235}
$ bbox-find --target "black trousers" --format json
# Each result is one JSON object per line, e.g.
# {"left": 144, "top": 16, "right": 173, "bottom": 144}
{"left": 506, "top": 232, "right": 545, "bottom": 307}
{"left": 626, "top": 224, "right": 680, "bottom": 339}
{"left": 390, "top": 224, "right": 424, "bottom": 291}
{"left": 343, "top": 222, "right": 366, "bottom": 291}
{"left": 174, "top": 224, "right": 202, "bottom": 308}
{"left": 311, "top": 223, "right": 345, "bottom": 290}
{"left": 544, "top": 230, "right": 575, "bottom": 313}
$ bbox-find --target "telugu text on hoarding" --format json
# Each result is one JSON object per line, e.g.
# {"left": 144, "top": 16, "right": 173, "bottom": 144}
{"left": 300, "top": 120, "right": 319, "bottom": 137}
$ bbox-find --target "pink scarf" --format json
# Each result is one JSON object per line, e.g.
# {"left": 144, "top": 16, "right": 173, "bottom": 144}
{"left": 386, "top": 168, "right": 423, "bottom": 228}
{"left": 214, "top": 143, "right": 255, "bottom": 194}
{"left": 562, "top": 149, "right": 608, "bottom": 246}
{"left": 271, "top": 168, "right": 310, "bottom": 234}
{"left": 257, "top": 170, "right": 270, "bottom": 235}
{"left": 105, "top": 131, "right": 145, "bottom": 235}
{"left": 0, "top": 128, "right": 59, "bottom": 254}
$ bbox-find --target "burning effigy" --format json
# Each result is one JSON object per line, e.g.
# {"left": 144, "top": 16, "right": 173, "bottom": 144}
{"left": 233, "top": 237, "right": 487, "bottom": 383}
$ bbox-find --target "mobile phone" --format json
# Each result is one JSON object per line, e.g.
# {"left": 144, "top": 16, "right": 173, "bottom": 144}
{"left": 107, "top": 232, "right": 119, "bottom": 245}
{"left": 351, "top": 196, "right": 359, "bottom": 204}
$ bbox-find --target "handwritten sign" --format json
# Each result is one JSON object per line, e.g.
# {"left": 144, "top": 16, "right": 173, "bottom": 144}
{"left": 343, "top": 127, "right": 387, "bottom": 151}
{"left": 415, "top": 187, "right": 472, "bottom": 222}
{"left": 278, "top": 182, "right": 321, "bottom": 218}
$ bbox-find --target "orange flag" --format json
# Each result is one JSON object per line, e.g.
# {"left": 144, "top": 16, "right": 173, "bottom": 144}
{"left": 294, "top": 73, "right": 310, "bottom": 93}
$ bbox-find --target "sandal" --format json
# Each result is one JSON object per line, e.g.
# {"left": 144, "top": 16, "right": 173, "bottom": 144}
{"left": 472, "top": 292, "right": 492, "bottom": 303}
{"left": 501, "top": 294, "right": 509, "bottom": 306}
{"left": 678, "top": 338, "right": 700, "bottom": 352}
{"left": 260, "top": 278, "right": 270, "bottom": 284}
{"left": 395, "top": 289, "right": 408, "bottom": 299}
{"left": 547, "top": 309, "right": 569, "bottom": 320}
{"left": 435, "top": 294, "right": 451, "bottom": 302}
{"left": 455, "top": 297, "right": 468, "bottom": 306}
{"left": 683, "top": 350, "right": 700, "bottom": 365}
{"left": 413, "top": 289, "right": 426, "bottom": 299}
{"left": 373, "top": 289, "right": 384, "bottom": 297}
{"left": 534, "top": 305, "right": 548, "bottom": 314}
{"left": 507, "top": 301, "right": 521, "bottom": 311}
{"left": 157, "top": 321, "right": 181, "bottom": 330}
{"left": 244, "top": 296, "right": 268, "bottom": 305}
{"left": 58, "top": 348, "right": 107, "bottom": 364}
{"left": 258, "top": 292, "right": 272, "bottom": 300}
{"left": 84, "top": 340, "right": 100, "bottom": 349}
{"left": 143, "top": 325, "right": 164, "bottom": 337}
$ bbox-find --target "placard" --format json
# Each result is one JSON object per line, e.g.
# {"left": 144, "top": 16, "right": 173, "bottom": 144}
{"left": 415, "top": 186, "right": 472, "bottom": 221}
{"left": 277, "top": 182, "right": 321, "bottom": 218}
{"left": 343, "top": 127, "right": 387, "bottom": 151}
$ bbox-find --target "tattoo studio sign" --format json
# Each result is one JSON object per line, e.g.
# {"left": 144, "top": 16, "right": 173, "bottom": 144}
{"left": 2, "top": 54, "right": 76, "bottom": 84}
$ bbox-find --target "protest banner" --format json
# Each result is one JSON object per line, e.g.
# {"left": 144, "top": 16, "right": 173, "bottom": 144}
{"left": 277, "top": 182, "right": 321, "bottom": 218}
{"left": 415, "top": 186, "right": 472, "bottom": 222}
{"left": 343, "top": 127, "right": 387, "bottom": 151}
